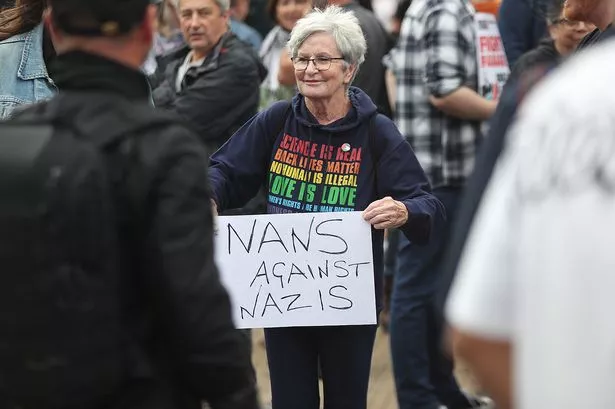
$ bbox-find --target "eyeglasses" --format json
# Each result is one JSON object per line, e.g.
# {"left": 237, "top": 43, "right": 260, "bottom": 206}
{"left": 552, "top": 17, "right": 584, "bottom": 27}
{"left": 291, "top": 56, "right": 345, "bottom": 71}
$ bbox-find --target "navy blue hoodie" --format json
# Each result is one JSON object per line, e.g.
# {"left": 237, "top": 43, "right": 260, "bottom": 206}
{"left": 209, "top": 87, "right": 444, "bottom": 309}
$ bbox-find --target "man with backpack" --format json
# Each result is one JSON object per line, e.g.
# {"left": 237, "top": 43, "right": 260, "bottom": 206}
{"left": 0, "top": 1, "right": 258, "bottom": 408}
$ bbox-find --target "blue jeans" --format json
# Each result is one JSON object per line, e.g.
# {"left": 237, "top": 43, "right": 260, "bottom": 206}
{"left": 390, "top": 187, "right": 472, "bottom": 409}
{"left": 264, "top": 325, "right": 378, "bottom": 409}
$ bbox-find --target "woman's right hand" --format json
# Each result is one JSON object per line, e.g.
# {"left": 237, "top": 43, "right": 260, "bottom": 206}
{"left": 363, "top": 196, "right": 409, "bottom": 230}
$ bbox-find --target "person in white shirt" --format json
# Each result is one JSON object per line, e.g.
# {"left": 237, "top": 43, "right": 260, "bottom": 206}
{"left": 446, "top": 37, "right": 615, "bottom": 409}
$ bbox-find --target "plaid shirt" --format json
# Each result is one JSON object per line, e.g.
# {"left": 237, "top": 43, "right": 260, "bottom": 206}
{"left": 390, "top": 0, "right": 483, "bottom": 188}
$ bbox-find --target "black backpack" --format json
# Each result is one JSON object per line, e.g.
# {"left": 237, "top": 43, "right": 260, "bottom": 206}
{"left": 0, "top": 95, "right": 179, "bottom": 409}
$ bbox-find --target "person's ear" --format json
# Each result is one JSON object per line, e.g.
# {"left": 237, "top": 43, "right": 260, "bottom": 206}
{"left": 547, "top": 23, "right": 559, "bottom": 41}
{"left": 139, "top": 5, "right": 158, "bottom": 46}
{"left": 44, "top": 8, "right": 63, "bottom": 47}
{"left": 343, "top": 63, "right": 356, "bottom": 85}
{"left": 221, "top": 8, "right": 231, "bottom": 21}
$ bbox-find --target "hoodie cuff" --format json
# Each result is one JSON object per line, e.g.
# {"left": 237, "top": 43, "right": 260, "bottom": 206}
{"left": 400, "top": 201, "right": 432, "bottom": 245}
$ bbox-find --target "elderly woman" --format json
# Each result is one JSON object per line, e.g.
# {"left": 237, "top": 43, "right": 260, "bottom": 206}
{"left": 209, "top": 6, "right": 443, "bottom": 409}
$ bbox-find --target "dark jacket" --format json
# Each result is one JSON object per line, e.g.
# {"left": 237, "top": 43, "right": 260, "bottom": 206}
{"left": 342, "top": 2, "right": 393, "bottom": 117}
{"left": 209, "top": 87, "right": 445, "bottom": 310}
{"left": 577, "top": 24, "right": 615, "bottom": 51}
{"left": 498, "top": 0, "right": 547, "bottom": 68}
{"left": 510, "top": 37, "right": 560, "bottom": 81}
{"left": 12, "top": 51, "right": 257, "bottom": 409}
{"left": 152, "top": 33, "right": 267, "bottom": 154}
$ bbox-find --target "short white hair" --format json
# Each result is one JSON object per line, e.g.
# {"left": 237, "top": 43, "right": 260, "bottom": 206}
{"left": 287, "top": 6, "right": 367, "bottom": 67}
{"left": 175, "top": 0, "right": 230, "bottom": 13}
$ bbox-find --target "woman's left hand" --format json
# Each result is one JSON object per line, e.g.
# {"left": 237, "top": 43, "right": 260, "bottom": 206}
{"left": 363, "top": 196, "right": 409, "bottom": 229}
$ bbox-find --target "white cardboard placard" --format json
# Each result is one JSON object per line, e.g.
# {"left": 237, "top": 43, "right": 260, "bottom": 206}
{"left": 214, "top": 211, "right": 376, "bottom": 329}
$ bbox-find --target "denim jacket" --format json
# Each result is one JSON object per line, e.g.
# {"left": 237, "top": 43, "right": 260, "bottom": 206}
{"left": 0, "top": 24, "right": 56, "bottom": 119}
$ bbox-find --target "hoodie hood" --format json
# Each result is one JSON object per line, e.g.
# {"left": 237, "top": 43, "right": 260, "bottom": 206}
{"left": 291, "top": 86, "right": 378, "bottom": 132}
